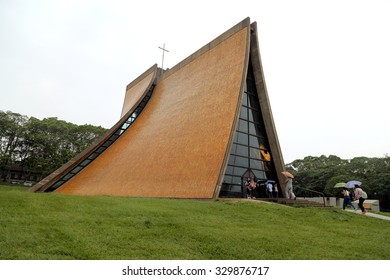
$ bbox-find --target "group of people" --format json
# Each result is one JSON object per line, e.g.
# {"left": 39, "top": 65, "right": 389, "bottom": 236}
{"left": 342, "top": 185, "right": 368, "bottom": 214}
{"left": 244, "top": 177, "right": 279, "bottom": 199}
{"left": 245, "top": 174, "right": 367, "bottom": 215}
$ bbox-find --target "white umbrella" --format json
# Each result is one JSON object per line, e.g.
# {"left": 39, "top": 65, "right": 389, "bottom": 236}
{"left": 345, "top": 180, "right": 362, "bottom": 188}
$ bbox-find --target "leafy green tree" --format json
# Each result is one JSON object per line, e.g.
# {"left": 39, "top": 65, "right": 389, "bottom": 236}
{"left": 0, "top": 111, "right": 107, "bottom": 181}
{"left": 0, "top": 111, "right": 28, "bottom": 180}
{"left": 286, "top": 155, "right": 390, "bottom": 211}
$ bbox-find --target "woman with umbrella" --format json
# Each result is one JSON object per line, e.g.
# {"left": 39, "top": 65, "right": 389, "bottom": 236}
{"left": 353, "top": 183, "right": 367, "bottom": 214}
{"left": 282, "top": 171, "right": 296, "bottom": 200}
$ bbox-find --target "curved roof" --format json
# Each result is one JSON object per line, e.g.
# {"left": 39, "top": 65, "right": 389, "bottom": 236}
{"left": 54, "top": 19, "right": 251, "bottom": 198}
{"left": 31, "top": 17, "right": 286, "bottom": 199}
{"left": 120, "top": 65, "right": 158, "bottom": 118}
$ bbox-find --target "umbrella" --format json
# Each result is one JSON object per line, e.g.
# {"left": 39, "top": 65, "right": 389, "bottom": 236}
{"left": 333, "top": 182, "right": 346, "bottom": 188}
{"left": 345, "top": 180, "right": 362, "bottom": 188}
{"left": 281, "top": 171, "right": 294, "bottom": 178}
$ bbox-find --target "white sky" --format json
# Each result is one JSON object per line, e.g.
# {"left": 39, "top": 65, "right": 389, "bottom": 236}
{"left": 1, "top": 0, "right": 389, "bottom": 163}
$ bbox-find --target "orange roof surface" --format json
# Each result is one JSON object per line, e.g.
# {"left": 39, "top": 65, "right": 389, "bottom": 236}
{"left": 54, "top": 19, "right": 250, "bottom": 198}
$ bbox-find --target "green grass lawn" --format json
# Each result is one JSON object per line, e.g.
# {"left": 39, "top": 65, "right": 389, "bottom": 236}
{"left": 0, "top": 184, "right": 389, "bottom": 260}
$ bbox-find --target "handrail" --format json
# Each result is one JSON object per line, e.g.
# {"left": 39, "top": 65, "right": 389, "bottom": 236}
{"left": 294, "top": 185, "right": 326, "bottom": 206}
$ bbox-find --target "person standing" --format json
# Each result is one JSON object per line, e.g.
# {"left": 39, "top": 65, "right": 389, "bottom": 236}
{"left": 245, "top": 177, "right": 251, "bottom": 199}
{"left": 267, "top": 181, "right": 273, "bottom": 198}
{"left": 273, "top": 184, "right": 279, "bottom": 198}
{"left": 284, "top": 177, "right": 296, "bottom": 199}
{"left": 354, "top": 185, "right": 367, "bottom": 214}
{"left": 342, "top": 187, "right": 356, "bottom": 210}
{"left": 250, "top": 176, "right": 256, "bottom": 199}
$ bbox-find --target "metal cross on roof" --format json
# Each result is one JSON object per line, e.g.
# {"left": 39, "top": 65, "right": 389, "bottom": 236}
{"left": 158, "top": 43, "right": 169, "bottom": 70}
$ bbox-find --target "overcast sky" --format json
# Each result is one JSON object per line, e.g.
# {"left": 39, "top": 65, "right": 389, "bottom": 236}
{"left": 1, "top": 0, "right": 389, "bottom": 163}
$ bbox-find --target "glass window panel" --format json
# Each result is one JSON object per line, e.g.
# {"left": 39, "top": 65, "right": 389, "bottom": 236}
{"left": 223, "top": 175, "right": 232, "bottom": 184}
{"left": 250, "top": 159, "right": 265, "bottom": 170}
{"left": 96, "top": 147, "right": 106, "bottom": 154}
{"left": 236, "top": 132, "right": 248, "bottom": 146}
{"left": 71, "top": 166, "right": 83, "bottom": 174}
{"left": 232, "top": 176, "right": 242, "bottom": 184}
{"left": 249, "top": 122, "right": 267, "bottom": 137}
{"left": 80, "top": 159, "right": 91, "bottom": 167}
{"left": 114, "top": 128, "right": 123, "bottom": 135}
{"left": 242, "top": 92, "right": 248, "bottom": 106}
{"left": 253, "top": 169, "right": 267, "bottom": 180}
{"left": 228, "top": 155, "right": 236, "bottom": 165}
{"left": 246, "top": 79, "right": 254, "bottom": 93}
{"left": 231, "top": 185, "right": 242, "bottom": 192}
{"left": 249, "top": 108, "right": 263, "bottom": 124}
{"left": 248, "top": 94, "right": 261, "bottom": 111}
{"left": 234, "top": 144, "right": 248, "bottom": 157}
{"left": 230, "top": 143, "right": 238, "bottom": 154}
{"left": 226, "top": 165, "right": 234, "bottom": 175}
{"left": 233, "top": 132, "right": 237, "bottom": 142}
{"left": 249, "top": 135, "right": 261, "bottom": 148}
{"left": 63, "top": 173, "right": 74, "bottom": 181}
{"left": 51, "top": 181, "right": 64, "bottom": 190}
{"left": 249, "top": 147, "right": 261, "bottom": 159}
{"left": 102, "top": 140, "right": 113, "bottom": 147}
{"left": 234, "top": 155, "right": 248, "bottom": 167}
{"left": 88, "top": 152, "right": 99, "bottom": 160}
{"left": 122, "top": 122, "right": 130, "bottom": 130}
{"left": 232, "top": 166, "right": 247, "bottom": 176}
{"left": 135, "top": 107, "right": 142, "bottom": 114}
{"left": 238, "top": 119, "right": 248, "bottom": 133}
{"left": 240, "top": 106, "right": 248, "bottom": 120}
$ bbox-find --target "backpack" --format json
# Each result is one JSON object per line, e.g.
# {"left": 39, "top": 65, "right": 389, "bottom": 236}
{"left": 361, "top": 191, "right": 368, "bottom": 199}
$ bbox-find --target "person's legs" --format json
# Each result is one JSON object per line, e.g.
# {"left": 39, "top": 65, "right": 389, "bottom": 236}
{"left": 359, "top": 197, "right": 366, "bottom": 213}
{"left": 345, "top": 197, "right": 355, "bottom": 210}
{"left": 291, "top": 191, "right": 296, "bottom": 200}
{"left": 285, "top": 187, "right": 290, "bottom": 199}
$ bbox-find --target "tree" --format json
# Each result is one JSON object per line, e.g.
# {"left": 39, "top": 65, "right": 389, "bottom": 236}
{"left": 0, "top": 111, "right": 28, "bottom": 180}
{"left": 286, "top": 155, "right": 390, "bottom": 211}
{"left": 0, "top": 111, "right": 107, "bottom": 181}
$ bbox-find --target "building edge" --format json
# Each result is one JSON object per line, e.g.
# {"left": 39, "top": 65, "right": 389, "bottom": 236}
{"left": 250, "top": 22, "right": 286, "bottom": 196}
{"left": 212, "top": 20, "right": 251, "bottom": 199}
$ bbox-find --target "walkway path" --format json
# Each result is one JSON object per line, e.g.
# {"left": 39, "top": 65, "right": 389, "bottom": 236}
{"left": 345, "top": 209, "right": 390, "bottom": 220}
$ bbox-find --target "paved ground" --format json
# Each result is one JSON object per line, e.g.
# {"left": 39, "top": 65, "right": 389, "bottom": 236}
{"left": 345, "top": 209, "right": 390, "bottom": 220}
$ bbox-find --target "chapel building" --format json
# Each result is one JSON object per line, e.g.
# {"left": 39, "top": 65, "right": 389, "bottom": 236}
{"left": 30, "top": 18, "right": 286, "bottom": 199}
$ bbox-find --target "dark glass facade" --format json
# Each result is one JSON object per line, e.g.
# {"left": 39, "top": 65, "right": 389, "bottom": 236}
{"left": 220, "top": 61, "right": 277, "bottom": 198}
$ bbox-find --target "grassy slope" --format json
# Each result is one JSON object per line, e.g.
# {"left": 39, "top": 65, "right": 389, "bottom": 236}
{"left": 0, "top": 185, "right": 389, "bottom": 260}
